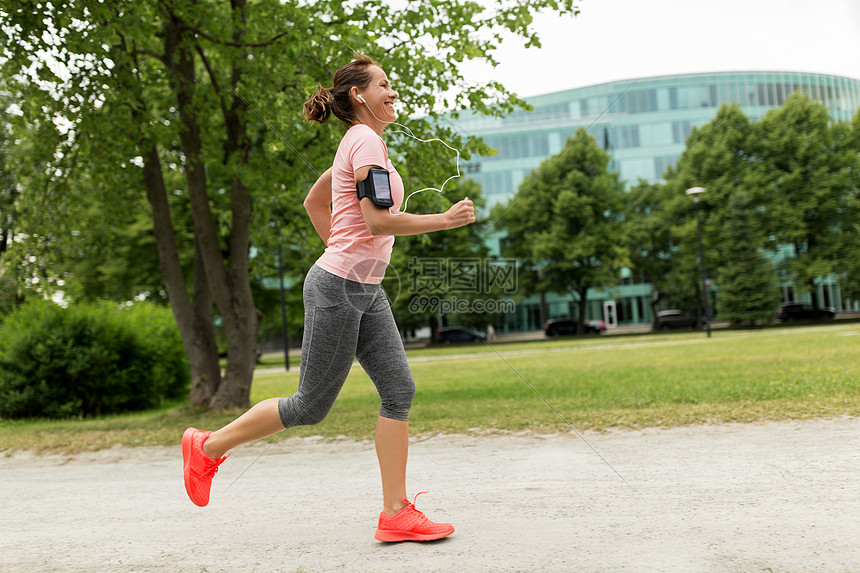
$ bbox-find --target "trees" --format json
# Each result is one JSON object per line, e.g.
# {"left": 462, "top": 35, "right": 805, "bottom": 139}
{"left": 752, "top": 92, "right": 858, "bottom": 309}
{"left": 0, "top": 0, "right": 578, "bottom": 409}
{"left": 661, "top": 104, "right": 754, "bottom": 321}
{"left": 498, "top": 128, "right": 630, "bottom": 334}
{"left": 648, "top": 96, "right": 859, "bottom": 321}
{"left": 626, "top": 180, "right": 679, "bottom": 319}
{"left": 716, "top": 191, "right": 781, "bottom": 326}
{"left": 832, "top": 109, "right": 860, "bottom": 303}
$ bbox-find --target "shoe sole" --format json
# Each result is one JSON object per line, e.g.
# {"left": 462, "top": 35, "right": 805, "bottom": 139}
{"left": 374, "top": 527, "right": 454, "bottom": 542}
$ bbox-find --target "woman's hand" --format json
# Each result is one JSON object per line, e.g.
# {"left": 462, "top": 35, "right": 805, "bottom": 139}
{"left": 360, "top": 194, "right": 477, "bottom": 237}
{"left": 444, "top": 197, "right": 476, "bottom": 230}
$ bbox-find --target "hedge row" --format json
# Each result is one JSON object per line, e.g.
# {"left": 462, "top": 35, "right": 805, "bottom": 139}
{"left": 0, "top": 300, "right": 188, "bottom": 419}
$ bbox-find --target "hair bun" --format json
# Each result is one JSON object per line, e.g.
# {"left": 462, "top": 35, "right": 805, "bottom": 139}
{"left": 305, "top": 54, "right": 379, "bottom": 126}
{"left": 302, "top": 84, "right": 333, "bottom": 124}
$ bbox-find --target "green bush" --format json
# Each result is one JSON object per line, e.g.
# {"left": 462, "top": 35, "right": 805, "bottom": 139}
{"left": 0, "top": 300, "right": 189, "bottom": 419}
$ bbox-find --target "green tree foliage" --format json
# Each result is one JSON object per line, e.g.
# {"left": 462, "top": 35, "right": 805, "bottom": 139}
{"left": 0, "top": 0, "right": 578, "bottom": 409}
{"left": 662, "top": 105, "right": 754, "bottom": 319}
{"left": 716, "top": 191, "right": 781, "bottom": 327}
{"left": 833, "top": 109, "right": 860, "bottom": 301}
{"left": 625, "top": 180, "right": 677, "bottom": 319}
{"left": 751, "top": 92, "right": 858, "bottom": 307}
{"left": 656, "top": 96, "right": 858, "bottom": 319}
{"left": 0, "top": 300, "right": 188, "bottom": 419}
{"left": 497, "top": 128, "right": 630, "bottom": 333}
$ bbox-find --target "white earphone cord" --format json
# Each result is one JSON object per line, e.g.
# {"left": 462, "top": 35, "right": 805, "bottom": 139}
{"left": 359, "top": 95, "right": 462, "bottom": 215}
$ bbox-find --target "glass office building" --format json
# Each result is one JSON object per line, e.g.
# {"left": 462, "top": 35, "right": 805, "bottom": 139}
{"left": 452, "top": 71, "right": 860, "bottom": 331}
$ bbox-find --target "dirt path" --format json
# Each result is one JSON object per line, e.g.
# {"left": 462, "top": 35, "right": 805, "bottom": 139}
{"left": 2, "top": 417, "right": 858, "bottom": 572}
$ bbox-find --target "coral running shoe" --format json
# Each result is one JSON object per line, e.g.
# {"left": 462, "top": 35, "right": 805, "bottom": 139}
{"left": 182, "top": 427, "right": 229, "bottom": 507}
{"left": 375, "top": 493, "right": 454, "bottom": 542}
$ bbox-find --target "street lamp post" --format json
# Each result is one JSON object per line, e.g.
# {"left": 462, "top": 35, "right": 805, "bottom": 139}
{"left": 685, "top": 187, "right": 711, "bottom": 338}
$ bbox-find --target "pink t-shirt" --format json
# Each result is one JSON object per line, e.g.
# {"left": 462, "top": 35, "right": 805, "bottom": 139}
{"left": 315, "top": 124, "right": 404, "bottom": 284}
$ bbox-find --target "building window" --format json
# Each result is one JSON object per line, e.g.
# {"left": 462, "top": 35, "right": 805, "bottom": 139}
{"left": 534, "top": 134, "right": 549, "bottom": 156}
{"left": 482, "top": 134, "right": 551, "bottom": 161}
{"left": 533, "top": 103, "right": 569, "bottom": 121}
{"left": 672, "top": 120, "right": 693, "bottom": 144}
{"left": 606, "top": 125, "right": 640, "bottom": 149}
{"left": 472, "top": 170, "right": 513, "bottom": 197}
{"left": 757, "top": 83, "right": 777, "bottom": 106}
{"left": 502, "top": 109, "right": 527, "bottom": 125}
{"left": 581, "top": 95, "right": 611, "bottom": 117}
{"left": 654, "top": 154, "right": 679, "bottom": 178}
{"left": 614, "top": 89, "right": 658, "bottom": 113}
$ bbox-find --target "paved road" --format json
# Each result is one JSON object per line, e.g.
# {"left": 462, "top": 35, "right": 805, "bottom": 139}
{"left": 2, "top": 417, "right": 859, "bottom": 572}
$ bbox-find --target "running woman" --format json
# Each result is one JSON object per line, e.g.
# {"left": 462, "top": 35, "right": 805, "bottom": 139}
{"left": 182, "top": 53, "right": 475, "bottom": 542}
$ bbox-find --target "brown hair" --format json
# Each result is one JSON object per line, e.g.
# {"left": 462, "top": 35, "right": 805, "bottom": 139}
{"left": 303, "top": 53, "right": 379, "bottom": 126}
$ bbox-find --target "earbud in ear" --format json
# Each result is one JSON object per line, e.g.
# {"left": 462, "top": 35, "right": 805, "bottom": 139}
{"left": 357, "top": 94, "right": 366, "bottom": 103}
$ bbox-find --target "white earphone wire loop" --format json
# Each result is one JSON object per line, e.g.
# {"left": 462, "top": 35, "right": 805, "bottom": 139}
{"left": 358, "top": 97, "right": 462, "bottom": 215}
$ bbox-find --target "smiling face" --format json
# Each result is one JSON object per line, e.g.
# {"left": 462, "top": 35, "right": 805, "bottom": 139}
{"left": 353, "top": 65, "right": 398, "bottom": 129}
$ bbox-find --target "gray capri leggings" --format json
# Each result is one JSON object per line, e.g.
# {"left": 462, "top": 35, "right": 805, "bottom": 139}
{"left": 278, "top": 264, "right": 415, "bottom": 428}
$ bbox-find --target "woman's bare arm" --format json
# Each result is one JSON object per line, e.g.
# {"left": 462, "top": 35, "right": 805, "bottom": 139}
{"left": 355, "top": 165, "right": 475, "bottom": 236}
{"left": 303, "top": 168, "right": 333, "bottom": 244}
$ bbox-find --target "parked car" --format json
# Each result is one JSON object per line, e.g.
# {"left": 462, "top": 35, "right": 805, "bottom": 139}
{"left": 434, "top": 326, "right": 487, "bottom": 344}
{"left": 653, "top": 309, "right": 699, "bottom": 330}
{"left": 544, "top": 318, "right": 606, "bottom": 336}
{"left": 775, "top": 303, "right": 836, "bottom": 321}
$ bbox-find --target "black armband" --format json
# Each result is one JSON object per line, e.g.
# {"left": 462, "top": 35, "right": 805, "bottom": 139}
{"left": 356, "top": 167, "right": 394, "bottom": 208}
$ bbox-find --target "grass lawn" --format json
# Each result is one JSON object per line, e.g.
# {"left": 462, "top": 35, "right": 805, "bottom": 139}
{"left": 2, "top": 323, "right": 858, "bottom": 453}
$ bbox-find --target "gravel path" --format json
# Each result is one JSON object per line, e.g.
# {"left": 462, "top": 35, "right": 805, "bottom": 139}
{"left": 2, "top": 417, "right": 858, "bottom": 572}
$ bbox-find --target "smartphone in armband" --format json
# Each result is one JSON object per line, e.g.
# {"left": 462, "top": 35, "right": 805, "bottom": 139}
{"left": 356, "top": 167, "right": 394, "bottom": 208}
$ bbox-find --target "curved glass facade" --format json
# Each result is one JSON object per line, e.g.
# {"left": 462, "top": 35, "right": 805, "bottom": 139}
{"left": 457, "top": 71, "right": 860, "bottom": 206}
{"left": 451, "top": 71, "right": 860, "bottom": 329}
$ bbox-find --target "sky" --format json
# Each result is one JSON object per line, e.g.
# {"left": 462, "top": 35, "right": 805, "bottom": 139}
{"left": 460, "top": 0, "right": 860, "bottom": 98}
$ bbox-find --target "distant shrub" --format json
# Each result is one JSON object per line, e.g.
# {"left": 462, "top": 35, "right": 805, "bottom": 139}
{"left": 0, "top": 300, "right": 188, "bottom": 419}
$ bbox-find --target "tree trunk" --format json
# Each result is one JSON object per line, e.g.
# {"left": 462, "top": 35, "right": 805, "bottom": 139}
{"left": 576, "top": 287, "right": 589, "bottom": 335}
{"left": 808, "top": 278, "right": 820, "bottom": 310}
{"left": 188, "top": 237, "right": 221, "bottom": 406}
{"left": 209, "top": 0, "right": 259, "bottom": 408}
{"left": 114, "top": 36, "right": 223, "bottom": 407}
{"left": 650, "top": 289, "right": 661, "bottom": 328}
{"left": 209, "top": 173, "right": 259, "bottom": 410}
{"left": 538, "top": 290, "right": 548, "bottom": 330}
{"left": 165, "top": 12, "right": 257, "bottom": 410}
{"left": 141, "top": 143, "right": 222, "bottom": 405}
